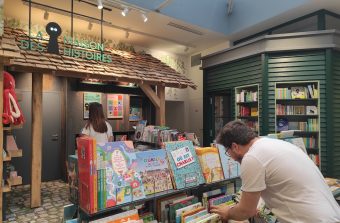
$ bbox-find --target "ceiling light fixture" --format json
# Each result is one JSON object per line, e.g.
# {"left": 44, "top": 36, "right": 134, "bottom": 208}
{"left": 121, "top": 7, "right": 129, "bottom": 16}
{"left": 97, "top": 0, "right": 103, "bottom": 9}
{"left": 125, "top": 30, "right": 129, "bottom": 39}
{"left": 141, "top": 13, "right": 148, "bottom": 23}
{"left": 43, "top": 10, "right": 49, "bottom": 20}
{"left": 88, "top": 22, "right": 93, "bottom": 30}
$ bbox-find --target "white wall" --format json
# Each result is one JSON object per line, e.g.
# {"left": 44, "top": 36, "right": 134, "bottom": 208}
{"left": 186, "top": 41, "right": 231, "bottom": 145}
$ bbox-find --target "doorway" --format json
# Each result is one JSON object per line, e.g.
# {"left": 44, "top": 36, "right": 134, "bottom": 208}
{"left": 12, "top": 91, "right": 62, "bottom": 184}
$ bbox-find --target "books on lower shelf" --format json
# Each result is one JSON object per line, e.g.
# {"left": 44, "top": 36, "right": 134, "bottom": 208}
{"left": 277, "top": 118, "right": 318, "bottom": 132}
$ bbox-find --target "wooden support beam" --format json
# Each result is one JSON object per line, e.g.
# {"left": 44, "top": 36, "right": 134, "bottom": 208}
{"left": 157, "top": 85, "right": 165, "bottom": 126}
{"left": 139, "top": 84, "right": 160, "bottom": 108}
{"left": 0, "top": 61, "right": 4, "bottom": 221}
{"left": 31, "top": 72, "right": 42, "bottom": 208}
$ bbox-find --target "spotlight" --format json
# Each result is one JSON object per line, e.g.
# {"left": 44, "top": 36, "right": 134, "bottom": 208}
{"left": 121, "top": 7, "right": 129, "bottom": 16}
{"left": 125, "top": 31, "right": 129, "bottom": 39}
{"left": 97, "top": 0, "right": 103, "bottom": 9}
{"left": 141, "top": 13, "right": 148, "bottom": 22}
{"left": 43, "top": 11, "right": 49, "bottom": 20}
{"left": 88, "top": 22, "right": 93, "bottom": 30}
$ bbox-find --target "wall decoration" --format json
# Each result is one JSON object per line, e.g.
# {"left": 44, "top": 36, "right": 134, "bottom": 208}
{"left": 83, "top": 92, "right": 101, "bottom": 119}
{"left": 107, "top": 94, "right": 124, "bottom": 119}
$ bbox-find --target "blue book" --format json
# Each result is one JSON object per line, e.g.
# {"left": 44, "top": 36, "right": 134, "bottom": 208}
{"left": 164, "top": 140, "right": 205, "bottom": 189}
{"left": 217, "top": 144, "right": 240, "bottom": 179}
{"left": 136, "top": 149, "right": 173, "bottom": 195}
{"left": 96, "top": 141, "right": 145, "bottom": 207}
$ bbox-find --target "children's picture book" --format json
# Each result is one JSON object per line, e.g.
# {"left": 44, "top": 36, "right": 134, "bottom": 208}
{"left": 68, "top": 155, "right": 78, "bottom": 205}
{"left": 96, "top": 141, "right": 145, "bottom": 208}
{"left": 89, "top": 209, "right": 139, "bottom": 223}
{"left": 196, "top": 213, "right": 221, "bottom": 223}
{"left": 184, "top": 209, "right": 208, "bottom": 223}
{"left": 217, "top": 144, "right": 240, "bottom": 179}
{"left": 165, "top": 140, "right": 205, "bottom": 189}
{"left": 181, "top": 207, "right": 205, "bottom": 223}
{"left": 208, "top": 194, "right": 234, "bottom": 209}
{"left": 277, "top": 118, "right": 289, "bottom": 132}
{"left": 77, "top": 136, "right": 97, "bottom": 214}
{"left": 195, "top": 147, "right": 224, "bottom": 183}
{"left": 136, "top": 149, "right": 173, "bottom": 195}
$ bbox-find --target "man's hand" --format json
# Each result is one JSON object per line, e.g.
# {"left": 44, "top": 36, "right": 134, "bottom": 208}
{"left": 210, "top": 204, "right": 233, "bottom": 221}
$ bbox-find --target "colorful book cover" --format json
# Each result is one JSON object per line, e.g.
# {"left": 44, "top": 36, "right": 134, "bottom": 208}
{"left": 217, "top": 144, "right": 240, "bottom": 179}
{"left": 196, "top": 213, "right": 221, "bottom": 223}
{"left": 96, "top": 141, "right": 145, "bottom": 208}
{"left": 164, "top": 140, "right": 205, "bottom": 189}
{"left": 181, "top": 207, "right": 205, "bottom": 223}
{"left": 77, "top": 136, "right": 97, "bottom": 214}
{"left": 208, "top": 195, "right": 233, "bottom": 208}
{"left": 195, "top": 147, "right": 224, "bottom": 183}
{"left": 175, "top": 202, "right": 202, "bottom": 223}
{"left": 168, "top": 196, "right": 199, "bottom": 223}
{"left": 68, "top": 155, "right": 78, "bottom": 205}
{"left": 89, "top": 209, "right": 139, "bottom": 223}
{"left": 136, "top": 149, "right": 173, "bottom": 195}
{"left": 184, "top": 209, "right": 209, "bottom": 223}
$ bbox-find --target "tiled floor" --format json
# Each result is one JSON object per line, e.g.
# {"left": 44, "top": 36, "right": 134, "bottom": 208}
{"left": 4, "top": 180, "right": 71, "bottom": 223}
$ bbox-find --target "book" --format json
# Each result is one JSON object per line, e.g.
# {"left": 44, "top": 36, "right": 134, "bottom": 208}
{"left": 291, "top": 86, "right": 306, "bottom": 99}
{"left": 217, "top": 144, "right": 240, "bottom": 179}
{"left": 77, "top": 136, "right": 97, "bottom": 214}
{"left": 202, "top": 187, "right": 226, "bottom": 208}
{"left": 68, "top": 155, "right": 79, "bottom": 205}
{"left": 195, "top": 147, "right": 224, "bottom": 183}
{"left": 195, "top": 213, "right": 221, "bottom": 223}
{"left": 136, "top": 149, "right": 173, "bottom": 195}
{"left": 208, "top": 194, "right": 234, "bottom": 209}
{"left": 164, "top": 140, "right": 205, "bottom": 189}
{"left": 181, "top": 207, "right": 205, "bottom": 223}
{"left": 277, "top": 118, "right": 289, "bottom": 132}
{"left": 184, "top": 209, "right": 209, "bottom": 223}
{"left": 96, "top": 141, "right": 145, "bottom": 208}
{"left": 306, "top": 106, "right": 317, "bottom": 115}
{"left": 89, "top": 209, "right": 140, "bottom": 223}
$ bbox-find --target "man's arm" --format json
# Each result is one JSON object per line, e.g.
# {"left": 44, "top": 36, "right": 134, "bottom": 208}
{"left": 210, "top": 191, "right": 261, "bottom": 221}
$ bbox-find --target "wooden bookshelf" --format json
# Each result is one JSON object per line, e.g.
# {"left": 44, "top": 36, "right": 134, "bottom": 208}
{"left": 3, "top": 124, "right": 23, "bottom": 131}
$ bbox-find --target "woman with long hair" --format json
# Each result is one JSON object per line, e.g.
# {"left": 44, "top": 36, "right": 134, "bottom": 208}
{"left": 81, "top": 102, "right": 113, "bottom": 142}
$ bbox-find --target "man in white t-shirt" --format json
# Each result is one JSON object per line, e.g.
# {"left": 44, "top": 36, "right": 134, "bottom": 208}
{"left": 211, "top": 120, "right": 340, "bottom": 223}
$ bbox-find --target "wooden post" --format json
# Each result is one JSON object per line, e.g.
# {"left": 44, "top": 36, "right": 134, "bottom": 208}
{"left": 157, "top": 85, "right": 165, "bottom": 126}
{"left": 0, "top": 61, "right": 4, "bottom": 221}
{"left": 31, "top": 72, "right": 42, "bottom": 208}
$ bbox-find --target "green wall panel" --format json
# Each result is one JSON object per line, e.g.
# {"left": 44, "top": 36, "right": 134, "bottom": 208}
{"left": 267, "top": 51, "right": 327, "bottom": 174}
{"left": 205, "top": 56, "right": 263, "bottom": 133}
{"left": 332, "top": 51, "right": 340, "bottom": 178}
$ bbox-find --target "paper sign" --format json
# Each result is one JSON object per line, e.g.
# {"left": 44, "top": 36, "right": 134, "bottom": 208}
{"left": 171, "top": 146, "right": 195, "bottom": 169}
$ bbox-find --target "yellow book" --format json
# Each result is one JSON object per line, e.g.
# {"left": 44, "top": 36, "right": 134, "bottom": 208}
{"left": 195, "top": 147, "right": 224, "bottom": 183}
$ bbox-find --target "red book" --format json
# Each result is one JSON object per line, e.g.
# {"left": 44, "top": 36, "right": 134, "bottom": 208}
{"left": 77, "top": 136, "right": 97, "bottom": 214}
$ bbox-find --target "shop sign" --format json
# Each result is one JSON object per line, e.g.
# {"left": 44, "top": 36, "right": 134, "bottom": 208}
{"left": 19, "top": 22, "right": 112, "bottom": 63}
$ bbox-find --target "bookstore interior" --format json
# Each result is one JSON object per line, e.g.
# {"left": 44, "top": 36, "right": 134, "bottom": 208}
{"left": 0, "top": 0, "right": 340, "bottom": 223}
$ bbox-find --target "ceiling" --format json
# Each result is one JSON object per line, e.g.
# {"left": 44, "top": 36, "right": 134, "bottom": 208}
{"left": 4, "top": 0, "right": 340, "bottom": 56}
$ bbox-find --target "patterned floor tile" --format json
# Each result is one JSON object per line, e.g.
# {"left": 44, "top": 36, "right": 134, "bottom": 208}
{"left": 4, "top": 180, "right": 72, "bottom": 223}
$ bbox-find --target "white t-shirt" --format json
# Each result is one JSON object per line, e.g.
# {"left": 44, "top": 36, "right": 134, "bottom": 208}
{"left": 81, "top": 121, "right": 113, "bottom": 143}
{"left": 241, "top": 137, "right": 340, "bottom": 223}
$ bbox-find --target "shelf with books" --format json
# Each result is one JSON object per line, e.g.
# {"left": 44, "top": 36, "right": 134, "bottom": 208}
{"left": 275, "top": 81, "right": 320, "bottom": 167}
{"left": 79, "top": 177, "right": 240, "bottom": 220}
{"left": 235, "top": 84, "right": 259, "bottom": 135}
